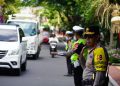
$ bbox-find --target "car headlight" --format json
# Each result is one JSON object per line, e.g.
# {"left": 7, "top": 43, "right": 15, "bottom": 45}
{"left": 8, "top": 49, "right": 19, "bottom": 56}
{"left": 28, "top": 42, "right": 36, "bottom": 50}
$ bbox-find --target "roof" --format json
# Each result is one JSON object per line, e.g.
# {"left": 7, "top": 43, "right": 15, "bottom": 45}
{"left": 0, "top": 24, "right": 18, "bottom": 30}
{"left": 7, "top": 19, "right": 38, "bottom": 24}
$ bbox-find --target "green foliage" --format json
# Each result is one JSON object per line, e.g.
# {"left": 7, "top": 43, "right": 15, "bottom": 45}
{"left": 38, "top": 0, "right": 103, "bottom": 29}
{"left": 4, "top": 0, "right": 21, "bottom": 15}
{"left": 2, "top": 0, "right": 22, "bottom": 22}
{"left": 38, "top": 0, "right": 84, "bottom": 30}
{"left": 21, "top": 0, "right": 37, "bottom": 6}
{"left": 4, "top": 0, "right": 15, "bottom": 3}
{"left": 108, "top": 48, "right": 120, "bottom": 63}
{"left": 42, "top": 25, "right": 50, "bottom": 31}
{"left": 29, "top": 0, "right": 120, "bottom": 31}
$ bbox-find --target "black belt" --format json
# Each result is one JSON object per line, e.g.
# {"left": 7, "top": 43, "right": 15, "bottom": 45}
{"left": 82, "top": 79, "right": 94, "bottom": 86}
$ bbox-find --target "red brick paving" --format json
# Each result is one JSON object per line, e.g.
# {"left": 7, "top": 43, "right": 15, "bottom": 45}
{"left": 109, "top": 66, "right": 120, "bottom": 85}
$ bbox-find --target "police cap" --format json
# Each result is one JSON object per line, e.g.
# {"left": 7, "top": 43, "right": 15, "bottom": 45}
{"left": 84, "top": 25, "right": 100, "bottom": 36}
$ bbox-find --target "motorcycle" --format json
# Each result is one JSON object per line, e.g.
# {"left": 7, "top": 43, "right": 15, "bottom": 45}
{"left": 49, "top": 41, "right": 57, "bottom": 58}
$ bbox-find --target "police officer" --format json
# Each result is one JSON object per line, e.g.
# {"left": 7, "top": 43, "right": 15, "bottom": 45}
{"left": 70, "top": 26, "right": 86, "bottom": 86}
{"left": 64, "top": 31, "right": 74, "bottom": 76}
{"left": 79, "top": 25, "right": 109, "bottom": 86}
{"left": 51, "top": 31, "right": 74, "bottom": 76}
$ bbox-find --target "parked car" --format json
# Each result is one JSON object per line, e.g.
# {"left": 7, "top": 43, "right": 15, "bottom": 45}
{"left": 0, "top": 24, "right": 27, "bottom": 75}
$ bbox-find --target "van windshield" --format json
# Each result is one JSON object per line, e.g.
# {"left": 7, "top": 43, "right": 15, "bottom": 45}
{"left": 8, "top": 21, "right": 37, "bottom": 36}
{"left": 0, "top": 29, "right": 18, "bottom": 42}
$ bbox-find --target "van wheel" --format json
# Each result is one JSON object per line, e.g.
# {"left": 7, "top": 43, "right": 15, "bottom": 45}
{"left": 36, "top": 51, "right": 39, "bottom": 59}
{"left": 34, "top": 47, "right": 40, "bottom": 60}
{"left": 52, "top": 54, "right": 54, "bottom": 58}
{"left": 21, "top": 60, "right": 27, "bottom": 71}
{"left": 33, "top": 52, "right": 38, "bottom": 59}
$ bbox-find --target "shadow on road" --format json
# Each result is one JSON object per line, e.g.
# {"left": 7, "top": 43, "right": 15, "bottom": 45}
{"left": 0, "top": 69, "right": 28, "bottom": 76}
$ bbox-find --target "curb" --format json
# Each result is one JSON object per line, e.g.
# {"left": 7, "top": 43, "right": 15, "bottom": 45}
{"left": 109, "top": 75, "right": 119, "bottom": 86}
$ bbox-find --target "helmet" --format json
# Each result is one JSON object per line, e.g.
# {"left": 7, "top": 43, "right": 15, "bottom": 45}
{"left": 84, "top": 25, "right": 100, "bottom": 36}
{"left": 66, "top": 31, "right": 73, "bottom": 35}
{"left": 73, "top": 26, "right": 84, "bottom": 36}
{"left": 73, "top": 26, "right": 84, "bottom": 32}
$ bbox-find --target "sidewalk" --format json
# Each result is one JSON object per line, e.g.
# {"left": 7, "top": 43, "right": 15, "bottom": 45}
{"left": 109, "top": 65, "right": 120, "bottom": 86}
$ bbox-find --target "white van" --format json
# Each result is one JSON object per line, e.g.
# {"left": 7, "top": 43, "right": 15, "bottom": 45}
{"left": 7, "top": 19, "right": 41, "bottom": 59}
{"left": 0, "top": 24, "right": 27, "bottom": 75}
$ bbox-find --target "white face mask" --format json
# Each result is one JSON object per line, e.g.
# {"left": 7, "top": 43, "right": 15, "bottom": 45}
{"left": 66, "top": 37, "right": 72, "bottom": 41}
{"left": 73, "top": 36, "right": 77, "bottom": 41}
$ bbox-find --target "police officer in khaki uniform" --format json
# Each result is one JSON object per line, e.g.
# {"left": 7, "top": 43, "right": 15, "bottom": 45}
{"left": 79, "top": 25, "right": 109, "bottom": 86}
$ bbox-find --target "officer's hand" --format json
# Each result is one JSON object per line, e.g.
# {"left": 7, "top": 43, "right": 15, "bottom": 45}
{"left": 66, "top": 52, "right": 71, "bottom": 57}
{"left": 73, "top": 43, "right": 79, "bottom": 51}
{"left": 79, "top": 46, "right": 87, "bottom": 57}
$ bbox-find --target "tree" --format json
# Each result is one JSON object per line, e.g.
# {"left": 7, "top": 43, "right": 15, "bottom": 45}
{"left": 35, "top": 0, "right": 92, "bottom": 30}
{"left": 24, "top": 0, "right": 120, "bottom": 48}
{"left": 0, "top": 0, "right": 22, "bottom": 22}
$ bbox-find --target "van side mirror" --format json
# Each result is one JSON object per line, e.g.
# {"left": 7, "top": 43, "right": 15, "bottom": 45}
{"left": 22, "top": 37, "right": 27, "bottom": 42}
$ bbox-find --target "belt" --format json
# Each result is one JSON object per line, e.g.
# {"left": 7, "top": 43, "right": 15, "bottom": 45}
{"left": 82, "top": 79, "right": 94, "bottom": 86}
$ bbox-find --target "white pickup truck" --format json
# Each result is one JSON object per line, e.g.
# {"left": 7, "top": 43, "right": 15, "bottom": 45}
{"left": 0, "top": 24, "right": 27, "bottom": 75}
{"left": 7, "top": 19, "right": 41, "bottom": 59}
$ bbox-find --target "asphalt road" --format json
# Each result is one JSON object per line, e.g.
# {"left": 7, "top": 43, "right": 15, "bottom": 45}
{"left": 0, "top": 43, "right": 74, "bottom": 86}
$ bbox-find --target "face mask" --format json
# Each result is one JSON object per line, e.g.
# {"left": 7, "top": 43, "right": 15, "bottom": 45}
{"left": 65, "top": 37, "right": 69, "bottom": 41}
{"left": 66, "top": 37, "right": 72, "bottom": 41}
{"left": 73, "top": 36, "right": 77, "bottom": 41}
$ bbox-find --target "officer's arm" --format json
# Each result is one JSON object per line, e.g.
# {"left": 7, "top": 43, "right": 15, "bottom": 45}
{"left": 57, "top": 48, "right": 74, "bottom": 57}
{"left": 93, "top": 71, "right": 106, "bottom": 86}
{"left": 79, "top": 46, "right": 86, "bottom": 69}
{"left": 93, "top": 47, "right": 108, "bottom": 86}
{"left": 65, "top": 50, "right": 74, "bottom": 57}
{"left": 65, "top": 43, "right": 84, "bottom": 57}
{"left": 74, "top": 43, "right": 84, "bottom": 54}
{"left": 65, "top": 43, "right": 83, "bottom": 57}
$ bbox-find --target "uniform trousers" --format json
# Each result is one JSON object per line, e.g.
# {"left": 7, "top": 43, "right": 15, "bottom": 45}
{"left": 73, "top": 65, "right": 83, "bottom": 86}
{"left": 66, "top": 57, "right": 73, "bottom": 75}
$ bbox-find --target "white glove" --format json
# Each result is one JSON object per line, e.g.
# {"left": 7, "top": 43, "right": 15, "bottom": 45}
{"left": 73, "top": 61, "right": 80, "bottom": 68}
